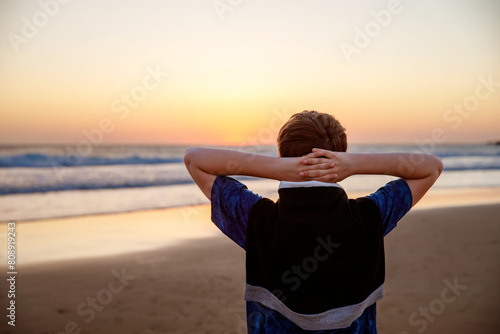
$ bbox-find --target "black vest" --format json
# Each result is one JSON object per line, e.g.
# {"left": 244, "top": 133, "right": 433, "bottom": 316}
{"left": 245, "top": 185, "right": 385, "bottom": 315}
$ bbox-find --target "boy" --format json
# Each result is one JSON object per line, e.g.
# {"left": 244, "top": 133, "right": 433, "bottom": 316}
{"left": 184, "top": 110, "right": 443, "bottom": 333}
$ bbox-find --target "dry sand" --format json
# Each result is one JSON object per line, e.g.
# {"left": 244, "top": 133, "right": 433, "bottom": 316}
{"left": 1, "top": 187, "right": 499, "bottom": 333}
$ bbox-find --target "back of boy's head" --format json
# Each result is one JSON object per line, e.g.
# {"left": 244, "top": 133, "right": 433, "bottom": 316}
{"left": 277, "top": 110, "right": 347, "bottom": 157}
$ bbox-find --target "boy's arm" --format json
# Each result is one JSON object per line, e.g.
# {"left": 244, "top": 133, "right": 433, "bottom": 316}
{"left": 184, "top": 148, "right": 335, "bottom": 200}
{"left": 301, "top": 149, "right": 443, "bottom": 207}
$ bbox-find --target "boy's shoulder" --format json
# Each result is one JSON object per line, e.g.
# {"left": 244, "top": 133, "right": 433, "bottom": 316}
{"left": 211, "top": 176, "right": 262, "bottom": 249}
{"left": 365, "top": 179, "right": 413, "bottom": 236}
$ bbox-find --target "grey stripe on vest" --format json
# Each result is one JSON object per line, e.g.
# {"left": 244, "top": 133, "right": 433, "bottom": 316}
{"left": 244, "top": 283, "right": 384, "bottom": 331}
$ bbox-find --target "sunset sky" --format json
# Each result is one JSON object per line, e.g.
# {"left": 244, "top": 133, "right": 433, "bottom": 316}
{"left": 0, "top": 0, "right": 499, "bottom": 145}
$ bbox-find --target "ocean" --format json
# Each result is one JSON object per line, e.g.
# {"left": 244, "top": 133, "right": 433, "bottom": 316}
{"left": 1, "top": 143, "right": 500, "bottom": 222}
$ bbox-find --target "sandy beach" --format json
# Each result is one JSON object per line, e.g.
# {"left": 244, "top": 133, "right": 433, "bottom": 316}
{"left": 1, "top": 187, "right": 500, "bottom": 334}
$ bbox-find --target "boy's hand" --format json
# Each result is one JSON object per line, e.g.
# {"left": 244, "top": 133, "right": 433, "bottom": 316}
{"left": 279, "top": 153, "right": 335, "bottom": 182}
{"left": 299, "top": 148, "right": 355, "bottom": 182}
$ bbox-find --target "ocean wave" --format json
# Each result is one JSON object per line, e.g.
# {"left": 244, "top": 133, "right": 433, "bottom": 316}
{"left": 442, "top": 156, "right": 500, "bottom": 171}
{"left": 0, "top": 145, "right": 499, "bottom": 195}
{"left": 0, "top": 153, "right": 183, "bottom": 168}
{"left": 0, "top": 180, "right": 194, "bottom": 195}
{"left": 0, "top": 163, "right": 258, "bottom": 195}
{"left": 0, "top": 149, "right": 499, "bottom": 169}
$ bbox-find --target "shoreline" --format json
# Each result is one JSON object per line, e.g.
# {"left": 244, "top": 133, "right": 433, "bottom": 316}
{"left": 2, "top": 184, "right": 500, "bottom": 223}
{"left": 2, "top": 186, "right": 500, "bottom": 266}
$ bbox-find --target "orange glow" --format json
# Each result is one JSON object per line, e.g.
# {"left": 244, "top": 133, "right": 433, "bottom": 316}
{"left": 1, "top": 1, "right": 499, "bottom": 145}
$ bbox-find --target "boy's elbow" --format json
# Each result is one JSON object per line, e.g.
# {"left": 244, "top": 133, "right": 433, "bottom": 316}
{"left": 184, "top": 148, "right": 199, "bottom": 169}
{"left": 184, "top": 149, "right": 191, "bottom": 167}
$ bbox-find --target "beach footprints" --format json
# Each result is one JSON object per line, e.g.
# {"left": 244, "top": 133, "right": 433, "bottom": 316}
{"left": 190, "top": 269, "right": 233, "bottom": 291}
{"left": 134, "top": 254, "right": 169, "bottom": 269}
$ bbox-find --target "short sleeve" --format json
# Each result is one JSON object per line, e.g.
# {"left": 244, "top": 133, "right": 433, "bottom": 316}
{"left": 211, "top": 176, "right": 262, "bottom": 249}
{"left": 366, "top": 179, "right": 413, "bottom": 236}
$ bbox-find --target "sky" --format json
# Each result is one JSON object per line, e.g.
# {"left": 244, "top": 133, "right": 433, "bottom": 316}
{"left": 0, "top": 0, "right": 499, "bottom": 146}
